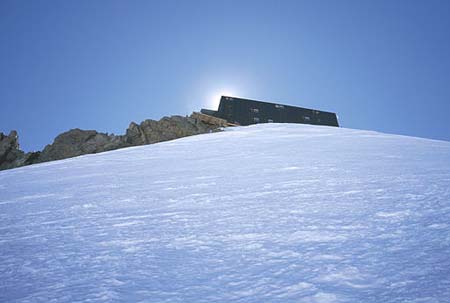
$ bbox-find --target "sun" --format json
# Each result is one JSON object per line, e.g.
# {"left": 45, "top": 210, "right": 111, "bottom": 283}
{"left": 208, "top": 90, "right": 235, "bottom": 109}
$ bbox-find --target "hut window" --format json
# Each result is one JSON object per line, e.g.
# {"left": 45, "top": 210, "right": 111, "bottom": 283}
{"left": 253, "top": 117, "right": 260, "bottom": 123}
{"left": 303, "top": 116, "right": 311, "bottom": 121}
{"left": 268, "top": 119, "right": 274, "bottom": 123}
{"left": 250, "top": 108, "right": 260, "bottom": 113}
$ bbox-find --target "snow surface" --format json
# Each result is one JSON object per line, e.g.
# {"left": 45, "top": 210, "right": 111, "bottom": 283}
{"left": 1, "top": 124, "right": 450, "bottom": 302}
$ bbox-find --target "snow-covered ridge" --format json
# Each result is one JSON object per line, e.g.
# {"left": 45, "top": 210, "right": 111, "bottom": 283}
{"left": 1, "top": 124, "right": 450, "bottom": 302}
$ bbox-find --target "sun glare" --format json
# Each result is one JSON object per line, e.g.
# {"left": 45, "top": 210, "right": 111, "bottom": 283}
{"left": 209, "top": 90, "right": 235, "bottom": 109}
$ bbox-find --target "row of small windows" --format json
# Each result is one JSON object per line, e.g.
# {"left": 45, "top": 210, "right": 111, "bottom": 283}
{"left": 249, "top": 106, "right": 312, "bottom": 123}
{"left": 253, "top": 117, "right": 274, "bottom": 123}
{"left": 250, "top": 105, "right": 319, "bottom": 113}
{"left": 249, "top": 104, "right": 285, "bottom": 113}
{"left": 253, "top": 116, "right": 312, "bottom": 123}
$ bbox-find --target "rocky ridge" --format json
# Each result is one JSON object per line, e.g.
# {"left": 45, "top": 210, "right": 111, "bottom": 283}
{"left": 0, "top": 114, "right": 219, "bottom": 171}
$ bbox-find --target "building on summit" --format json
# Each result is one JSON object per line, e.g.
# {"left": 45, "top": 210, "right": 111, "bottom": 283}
{"left": 200, "top": 96, "right": 339, "bottom": 127}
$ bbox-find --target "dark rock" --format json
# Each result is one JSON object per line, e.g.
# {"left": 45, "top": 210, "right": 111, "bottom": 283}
{"left": 11, "top": 151, "right": 42, "bottom": 168}
{"left": 0, "top": 131, "right": 25, "bottom": 170}
{"left": 125, "top": 115, "right": 216, "bottom": 146}
{"left": 38, "top": 129, "right": 129, "bottom": 162}
{"left": 1, "top": 113, "right": 222, "bottom": 171}
{"left": 23, "top": 151, "right": 41, "bottom": 165}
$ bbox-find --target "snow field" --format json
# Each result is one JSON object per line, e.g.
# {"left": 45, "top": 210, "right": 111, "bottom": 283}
{"left": 1, "top": 124, "right": 450, "bottom": 302}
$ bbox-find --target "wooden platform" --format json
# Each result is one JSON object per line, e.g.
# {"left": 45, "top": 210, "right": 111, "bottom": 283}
{"left": 191, "top": 112, "right": 238, "bottom": 127}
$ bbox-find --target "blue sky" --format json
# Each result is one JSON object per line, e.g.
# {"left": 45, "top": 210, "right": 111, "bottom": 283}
{"left": 1, "top": 0, "right": 450, "bottom": 151}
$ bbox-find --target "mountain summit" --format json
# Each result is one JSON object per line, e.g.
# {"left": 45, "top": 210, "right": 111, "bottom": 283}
{"left": 1, "top": 124, "right": 449, "bottom": 302}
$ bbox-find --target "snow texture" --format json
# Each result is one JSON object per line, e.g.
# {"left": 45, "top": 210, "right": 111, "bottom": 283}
{"left": 1, "top": 123, "right": 450, "bottom": 302}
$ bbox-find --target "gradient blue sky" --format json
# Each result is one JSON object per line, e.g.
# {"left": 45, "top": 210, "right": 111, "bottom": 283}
{"left": 1, "top": 0, "right": 450, "bottom": 151}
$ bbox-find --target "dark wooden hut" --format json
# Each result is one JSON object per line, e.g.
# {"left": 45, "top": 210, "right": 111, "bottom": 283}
{"left": 201, "top": 96, "right": 339, "bottom": 127}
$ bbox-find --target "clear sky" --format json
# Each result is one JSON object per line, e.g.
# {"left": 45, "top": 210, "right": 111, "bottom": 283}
{"left": 1, "top": 0, "right": 450, "bottom": 151}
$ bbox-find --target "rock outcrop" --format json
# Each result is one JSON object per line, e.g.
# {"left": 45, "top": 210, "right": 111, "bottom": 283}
{"left": 0, "top": 131, "right": 24, "bottom": 170}
{"left": 0, "top": 131, "right": 40, "bottom": 170}
{"left": 0, "top": 114, "right": 221, "bottom": 171}
{"left": 126, "top": 115, "right": 215, "bottom": 145}
{"left": 38, "top": 129, "right": 128, "bottom": 163}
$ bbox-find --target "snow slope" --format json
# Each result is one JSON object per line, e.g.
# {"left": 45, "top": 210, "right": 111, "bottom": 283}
{"left": 1, "top": 124, "right": 450, "bottom": 302}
